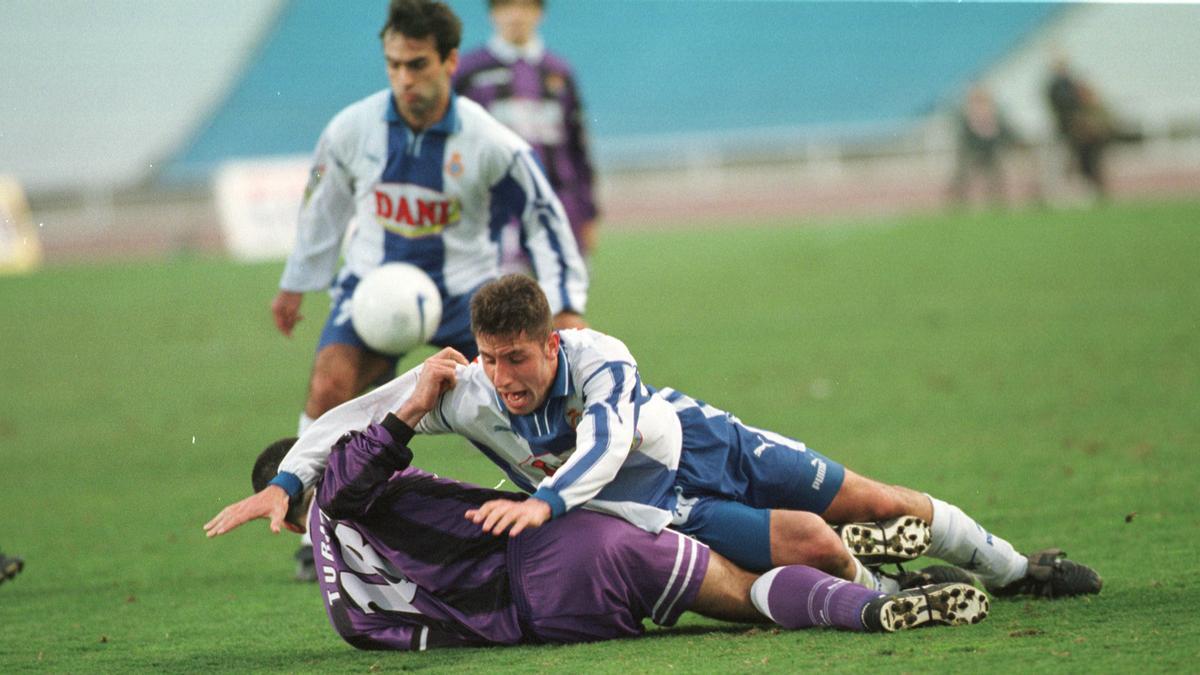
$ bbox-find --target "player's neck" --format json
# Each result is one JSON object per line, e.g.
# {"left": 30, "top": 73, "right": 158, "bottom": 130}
{"left": 401, "top": 95, "right": 451, "bottom": 133}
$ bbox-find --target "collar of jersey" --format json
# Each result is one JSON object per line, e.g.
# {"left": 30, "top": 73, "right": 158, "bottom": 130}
{"left": 385, "top": 93, "right": 461, "bottom": 135}
{"left": 488, "top": 34, "right": 545, "bottom": 65}
{"left": 492, "top": 339, "right": 574, "bottom": 416}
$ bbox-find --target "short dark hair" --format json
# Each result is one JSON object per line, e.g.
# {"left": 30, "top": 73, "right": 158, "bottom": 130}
{"left": 251, "top": 437, "right": 309, "bottom": 527}
{"left": 380, "top": 0, "right": 462, "bottom": 59}
{"left": 470, "top": 274, "right": 552, "bottom": 341}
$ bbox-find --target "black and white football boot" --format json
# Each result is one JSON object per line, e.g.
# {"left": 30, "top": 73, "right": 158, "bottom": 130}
{"left": 836, "top": 516, "right": 932, "bottom": 565}
{"left": 889, "top": 564, "right": 980, "bottom": 591}
{"left": 992, "top": 548, "right": 1102, "bottom": 599}
{"left": 294, "top": 545, "right": 317, "bottom": 583}
{"left": 862, "top": 582, "right": 989, "bottom": 632}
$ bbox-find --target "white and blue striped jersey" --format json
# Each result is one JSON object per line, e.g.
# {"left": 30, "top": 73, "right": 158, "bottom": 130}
{"left": 280, "top": 89, "right": 587, "bottom": 317}
{"left": 278, "top": 329, "right": 683, "bottom": 533}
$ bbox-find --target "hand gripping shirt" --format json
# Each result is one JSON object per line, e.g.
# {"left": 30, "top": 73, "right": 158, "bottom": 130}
{"left": 278, "top": 328, "right": 683, "bottom": 533}
{"left": 280, "top": 90, "right": 587, "bottom": 317}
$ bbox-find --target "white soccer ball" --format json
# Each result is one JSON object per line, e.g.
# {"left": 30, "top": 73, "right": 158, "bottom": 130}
{"left": 350, "top": 263, "right": 442, "bottom": 355}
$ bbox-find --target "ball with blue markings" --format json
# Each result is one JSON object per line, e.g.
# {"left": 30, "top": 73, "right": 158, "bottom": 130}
{"left": 350, "top": 263, "right": 442, "bottom": 355}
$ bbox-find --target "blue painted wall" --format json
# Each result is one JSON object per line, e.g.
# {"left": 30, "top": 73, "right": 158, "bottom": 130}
{"left": 164, "top": 1, "right": 1059, "bottom": 182}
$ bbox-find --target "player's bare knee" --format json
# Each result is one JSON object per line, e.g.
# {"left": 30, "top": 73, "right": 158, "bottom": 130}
{"left": 832, "top": 473, "right": 929, "bottom": 522}
{"left": 871, "top": 484, "right": 930, "bottom": 521}
{"left": 770, "top": 511, "right": 851, "bottom": 573}
{"left": 308, "top": 369, "right": 358, "bottom": 415}
{"left": 693, "top": 552, "right": 762, "bottom": 623}
{"left": 810, "top": 528, "right": 855, "bottom": 573}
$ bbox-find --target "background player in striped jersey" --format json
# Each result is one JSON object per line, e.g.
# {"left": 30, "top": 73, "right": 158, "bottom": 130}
{"left": 273, "top": 0, "right": 587, "bottom": 434}
{"left": 272, "top": 0, "right": 587, "bottom": 579}
{"left": 216, "top": 274, "right": 1101, "bottom": 599}
{"left": 454, "top": 0, "right": 600, "bottom": 265}
{"left": 205, "top": 427, "right": 986, "bottom": 650}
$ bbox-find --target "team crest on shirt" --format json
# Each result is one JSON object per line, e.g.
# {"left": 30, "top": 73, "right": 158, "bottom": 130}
{"left": 565, "top": 407, "right": 582, "bottom": 429}
{"left": 373, "top": 183, "right": 460, "bottom": 237}
{"left": 445, "top": 151, "right": 464, "bottom": 178}
{"left": 543, "top": 73, "right": 566, "bottom": 96}
{"left": 302, "top": 163, "right": 325, "bottom": 207}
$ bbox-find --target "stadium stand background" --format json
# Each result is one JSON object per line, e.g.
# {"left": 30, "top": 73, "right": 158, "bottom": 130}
{"left": 3, "top": 1, "right": 1198, "bottom": 261}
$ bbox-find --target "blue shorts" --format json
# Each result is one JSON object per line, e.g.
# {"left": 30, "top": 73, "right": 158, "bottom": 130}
{"left": 671, "top": 495, "right": 774, "bottom": 572}
{"left": 316, "top": 270, "right": 480, "bottom": 364}
{"left": 662, "top": 388, "right": 847, "bottom": 571}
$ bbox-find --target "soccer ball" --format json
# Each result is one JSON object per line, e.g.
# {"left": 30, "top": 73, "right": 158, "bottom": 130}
{"left": 350, "top": 263, "right": 442, "bottom": 355}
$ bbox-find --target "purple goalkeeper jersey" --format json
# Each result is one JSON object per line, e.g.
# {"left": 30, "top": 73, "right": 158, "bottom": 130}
{"left": 310, "top": 415, "right": 709, "bottom": 651}
{"left": 311, "top": 417, "right": 523, "bottom": 650}
{"left": 454, "top": 37, "right": 598, "bottom": 250}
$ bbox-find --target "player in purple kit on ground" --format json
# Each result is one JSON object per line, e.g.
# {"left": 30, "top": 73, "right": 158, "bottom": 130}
{"left": 454, "top": 0, "right": 600, "bottom": 261}
{"left": 207, "top": 425, "right": 987, "bottom": 651}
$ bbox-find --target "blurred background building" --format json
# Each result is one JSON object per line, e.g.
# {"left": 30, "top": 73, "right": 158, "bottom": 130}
{"left": 2, "top": 1, "right": 1198, "bottom": 263}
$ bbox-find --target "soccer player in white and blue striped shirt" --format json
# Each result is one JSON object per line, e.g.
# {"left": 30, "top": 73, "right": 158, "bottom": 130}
{"left": 271, "top": 0, "right": 587, "bottom": 437}
{"left": 221, "top": 274, "right": 1100, "bottom": 600}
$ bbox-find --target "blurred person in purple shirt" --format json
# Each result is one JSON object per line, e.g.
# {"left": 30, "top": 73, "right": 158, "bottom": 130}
{"left": 454, "top": 0, "right": 600, "bottom": 264}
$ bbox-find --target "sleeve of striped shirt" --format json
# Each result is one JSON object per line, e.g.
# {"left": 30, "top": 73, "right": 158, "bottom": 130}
{"left": 276, "top": 362, "right": 466, "bottom": 493}
{"left": 531, "top": 361, "right": 640, "bottom": 517}
{"left": 279, "top": 123, "right": 357, "bottom": 292}
{"left": 504, "top": 149, "right": 589, "bottom": 316}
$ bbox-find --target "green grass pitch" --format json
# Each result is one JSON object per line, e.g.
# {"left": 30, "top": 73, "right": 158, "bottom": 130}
{"left": 1, "top": 199, "right": 1197, "bottom": 672}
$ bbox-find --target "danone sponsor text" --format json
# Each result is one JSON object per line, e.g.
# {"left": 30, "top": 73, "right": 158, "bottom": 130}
{"left": 374, "top": 184, "right": 460, "bottom": 237}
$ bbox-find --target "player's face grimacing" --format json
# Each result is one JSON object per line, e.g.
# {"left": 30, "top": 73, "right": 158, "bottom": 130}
{"left": 382, "top": 31, "right": 458, "bottom": 131}
{"left": 476, "top": 331, "right": 560, "bottom": 416}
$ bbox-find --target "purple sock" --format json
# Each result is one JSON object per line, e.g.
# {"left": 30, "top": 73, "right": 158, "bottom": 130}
{"left": 750, "top": 565, "right": 886, "bottom": 631}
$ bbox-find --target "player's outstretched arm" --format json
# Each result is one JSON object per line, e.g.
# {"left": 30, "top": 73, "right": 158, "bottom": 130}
{"left": 203, "top": 485, "right": 290, "bottom": 538}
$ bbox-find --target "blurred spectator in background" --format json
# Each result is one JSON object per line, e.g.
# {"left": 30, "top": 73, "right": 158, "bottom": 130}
{"left": 454, "top": 0, "right": 600, "bottom": 269}
{"left": 948, "top": 85, "right": 1018, "bottom": 208}
{"left": 1045, "top": 58, "right": 1116, "bottom": 199}
{"left": 1066, "top": 84, "right": 1115, "bottom": 198}
{"left": 1046, "top": 58, "right": 1082, "bottom": 142}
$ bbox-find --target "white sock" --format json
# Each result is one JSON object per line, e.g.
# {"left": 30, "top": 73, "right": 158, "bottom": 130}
{"left": 300, "top": 498, "right": 315, "bottom": 547}
{"left": 749, "top": 567, "right": 783, "bottom": 621}
{"left": 926, "top": 496, "right": 1027, "bottom": 589}
{"left": 297, "top": 412, "right": 316, "bottom": 548}
{"left": 851, "top": 556, "right": 899, "bottom": 593}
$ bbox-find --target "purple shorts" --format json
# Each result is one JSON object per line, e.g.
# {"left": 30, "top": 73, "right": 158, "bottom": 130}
{"left": 507, "top": 509, "right": 710, "bottom": 643}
